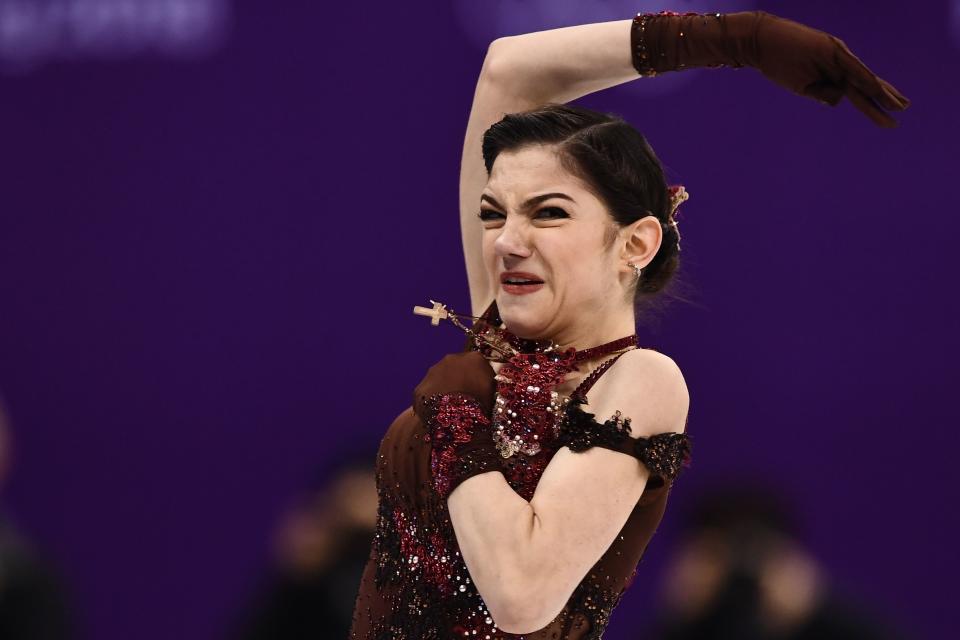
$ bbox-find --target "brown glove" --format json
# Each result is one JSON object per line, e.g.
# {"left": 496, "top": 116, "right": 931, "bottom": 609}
{"left": 412, "top": 351, "right": 496, "bottom": 423}
{"left": 412, "top": 351, "right": 501, "bottom": 500}
{"left": 631, "top": 10, "right": 911, "bottom": 128}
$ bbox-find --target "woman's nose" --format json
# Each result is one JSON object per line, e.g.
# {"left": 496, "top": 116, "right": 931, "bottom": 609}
{"left": 493, "top": 219, "right": 532, "bottom": 258}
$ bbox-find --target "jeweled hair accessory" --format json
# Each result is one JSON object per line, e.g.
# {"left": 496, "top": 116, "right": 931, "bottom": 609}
{"left": 667, "top": 184, "right": 690, "bottom": 252}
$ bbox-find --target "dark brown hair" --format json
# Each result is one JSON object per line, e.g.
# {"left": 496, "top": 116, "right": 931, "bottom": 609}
{"left": 481, "top": 103, "right": 694, "bottom": 320}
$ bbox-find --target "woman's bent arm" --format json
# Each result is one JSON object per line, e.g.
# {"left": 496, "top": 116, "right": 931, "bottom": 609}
{"left": 461, "top": 20, "right": 642, "bottom": 317}
{"left": 446, "top": 350, "right": 689, "bottom": 633}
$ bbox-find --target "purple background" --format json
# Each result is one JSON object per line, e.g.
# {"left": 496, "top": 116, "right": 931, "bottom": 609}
{"left": 1, "top": 1, "right": 956, "bottom": 638}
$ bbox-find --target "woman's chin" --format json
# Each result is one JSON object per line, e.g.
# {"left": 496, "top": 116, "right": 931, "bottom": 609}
{"left": 498, "top": 304, "right": 550, "bottom": 339}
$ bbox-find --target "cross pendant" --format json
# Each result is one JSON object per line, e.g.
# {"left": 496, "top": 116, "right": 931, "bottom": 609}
{"left": 412, "top": 300, "right": 449, "bottom": 326}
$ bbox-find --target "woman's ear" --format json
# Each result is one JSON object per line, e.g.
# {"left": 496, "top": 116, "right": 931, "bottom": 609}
{"left": 621, "top": 215, "right": 663, "bottom": 269}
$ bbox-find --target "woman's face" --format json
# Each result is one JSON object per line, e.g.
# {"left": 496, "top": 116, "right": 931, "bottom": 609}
{"left": 479, "top": 145, "right": 639, "bottom": 341}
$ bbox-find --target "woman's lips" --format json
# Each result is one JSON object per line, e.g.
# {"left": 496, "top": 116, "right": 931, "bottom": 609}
{"left": 501, "top": 282, "right": 544, "bottom": 295}
{"left": 500, "top": 271, "right": 544, "bottom": 295}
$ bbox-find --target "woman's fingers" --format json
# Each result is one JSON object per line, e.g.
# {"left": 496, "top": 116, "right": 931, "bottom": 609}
{"left": 846, "top": 83, "right": 899, "bottom": 128}
{"left": 829, "top": 38, "right": 877, "bottom": 89}
{"left": 825, "top": 35, "right": 910, "bottom": 126}
{"left": 879, "top": 77, "right": 911, "bottom": 109}
{"left": 832, "top": 37, "right": 910, "bottom": 112}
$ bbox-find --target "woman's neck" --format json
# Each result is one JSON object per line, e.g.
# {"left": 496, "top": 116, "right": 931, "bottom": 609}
{"left": 547, "top": 308, "right": 637, "bottom": 354}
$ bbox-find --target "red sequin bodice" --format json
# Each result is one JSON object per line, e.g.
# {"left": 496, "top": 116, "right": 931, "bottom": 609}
{"left": 349, "top": 304, "right": 691, "bottom": 639}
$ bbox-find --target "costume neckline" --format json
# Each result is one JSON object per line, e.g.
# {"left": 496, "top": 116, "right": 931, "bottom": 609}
{"left": 473, "top": 299, "right": 639, "bottom": 363}
{"left": 500, "top": 328, "right": 639, "bottom": 362}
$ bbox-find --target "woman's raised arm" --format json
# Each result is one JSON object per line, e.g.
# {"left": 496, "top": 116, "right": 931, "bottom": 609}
{"left": 461, "top": 12, "right": 910, "bottom": 315}
{"left": 460, "top": 20, "right": 642, "bottom": 318}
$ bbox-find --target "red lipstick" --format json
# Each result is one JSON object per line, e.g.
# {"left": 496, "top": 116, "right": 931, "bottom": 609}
{"left": 500, "top": 271, "right": 544, "bottom": 296}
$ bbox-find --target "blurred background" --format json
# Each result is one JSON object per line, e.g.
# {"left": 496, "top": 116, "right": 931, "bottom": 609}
{"left": 0, "top": 0, "right": 956, "bottom": 638}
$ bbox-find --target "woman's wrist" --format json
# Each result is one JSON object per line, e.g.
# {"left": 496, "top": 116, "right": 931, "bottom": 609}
{"left": 631, "top": 10, "right": 762, "bottom": 76}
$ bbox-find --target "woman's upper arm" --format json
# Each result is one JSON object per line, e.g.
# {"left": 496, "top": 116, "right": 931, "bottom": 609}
{"left": 460, "top": 40, "right": 544, "bottom": 318}
{"left": 511, "top": 350, "right": 690, "bottom": 632}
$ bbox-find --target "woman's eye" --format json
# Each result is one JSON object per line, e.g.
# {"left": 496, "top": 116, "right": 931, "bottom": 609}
{"left": 477, "top": 207, "right": 568, "bottom": 222}
{"left": 477, "top": 209, "right": 504, "bottom": 221}
{"left": 536, "top": 207, "right": 568, "bottom": 219}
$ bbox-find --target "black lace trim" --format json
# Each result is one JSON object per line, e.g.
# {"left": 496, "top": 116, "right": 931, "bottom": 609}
{"left": 559, "top": 400, "right": 692, "bottom": 482}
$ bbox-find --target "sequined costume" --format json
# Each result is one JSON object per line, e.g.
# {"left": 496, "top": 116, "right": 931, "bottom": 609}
{"left": 349, "top": 302, "right": 691, "bottom": 639}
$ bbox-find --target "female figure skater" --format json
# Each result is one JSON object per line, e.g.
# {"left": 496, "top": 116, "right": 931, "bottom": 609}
{"left": 350, "top": 10, "right": 909, "bottom": 639}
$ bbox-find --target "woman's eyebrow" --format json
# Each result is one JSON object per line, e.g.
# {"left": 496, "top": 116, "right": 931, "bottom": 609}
{"left": 480, "top": 192, "right": 576, "bottom": 210}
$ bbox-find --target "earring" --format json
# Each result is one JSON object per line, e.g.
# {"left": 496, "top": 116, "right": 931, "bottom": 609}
{"left": 626, "top": 262, "right": 642, "bottom": 279}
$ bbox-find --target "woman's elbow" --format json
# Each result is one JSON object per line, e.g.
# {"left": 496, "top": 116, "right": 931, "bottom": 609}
{"left": 490, "top": 598, "right": 545, "bottom": 634}
{"left": 480, "top": 37, "right": 519, "bottom": 88}
{"left": 488, "top": 581, "right": 564, "bottom": 634}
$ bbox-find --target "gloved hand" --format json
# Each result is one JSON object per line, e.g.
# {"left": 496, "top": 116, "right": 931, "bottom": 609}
{"left": 412, "top": 351, "right": 501, "bottom": 500}
{"left": 632, "top": 10, "right": 911, "bottom": 128}
{"left": 412, "top": 351, "right": 496, "bottom": 423}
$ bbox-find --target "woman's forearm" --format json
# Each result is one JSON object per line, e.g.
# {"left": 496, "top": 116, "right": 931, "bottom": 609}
{"left": 486, "top": 19, "right": 640, "bottom": 104}
{"left": 446, "top": 471, "right": 543, "bottom": 628}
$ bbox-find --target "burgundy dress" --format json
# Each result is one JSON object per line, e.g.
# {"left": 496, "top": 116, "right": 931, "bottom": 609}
{"left": 349, "top": 308, "right": 691, "bottom": 639}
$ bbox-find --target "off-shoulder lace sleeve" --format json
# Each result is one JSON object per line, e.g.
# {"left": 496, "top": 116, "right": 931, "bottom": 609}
{"left": 558, "top": 400, "right": 692, "bottom": 487}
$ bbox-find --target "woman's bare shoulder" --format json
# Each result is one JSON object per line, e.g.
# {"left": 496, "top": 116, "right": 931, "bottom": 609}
{"left": 586, "top": 347, "right": 690, "bottom": 437}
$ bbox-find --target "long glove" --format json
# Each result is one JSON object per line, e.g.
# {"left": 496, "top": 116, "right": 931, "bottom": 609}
{"left": 412, "top": 351, "right": 503, "bottom": 501}
{"left": 631, "top": 10, "right": 911, "bottom": 128}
